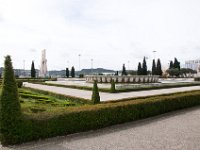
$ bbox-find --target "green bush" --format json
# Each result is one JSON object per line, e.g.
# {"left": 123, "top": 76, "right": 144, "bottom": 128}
{"left": 91, "top": 80, "right": 100, "bottom": 104}
{"left": 0, "top": 55, "right": 22, "bottom": 145}
{"left": 110, "top": 79, "right": 116, "bottom": 93}
{"left": 17, "top": 81, "right": 23, "bottom": 88}
{"left": 9, "top": 90, "right": 200, "bottom": 145}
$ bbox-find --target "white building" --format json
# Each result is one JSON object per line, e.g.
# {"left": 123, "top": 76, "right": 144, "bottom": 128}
{"left": 39, "top": 49, "right": 48, "bottom": 77}
{"left": 185, "top": 59, "right": 200, "bottom": 73}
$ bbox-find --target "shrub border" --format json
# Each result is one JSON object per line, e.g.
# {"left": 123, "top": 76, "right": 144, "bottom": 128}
{"left": 5, "top": 90, "right": 200, "bottom": 145}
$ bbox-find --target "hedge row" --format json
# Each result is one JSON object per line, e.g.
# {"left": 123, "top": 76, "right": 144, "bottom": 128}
{"left": 19, "top": 93, "right": 49, "bottom": 100}
{"left": 116, "top": 82, "right": 200, "bottom": 93}
{"left": 34, "top": 82, "right": 110, "bottom": 92}
{"left": 7, "top": 90, "right": 200, "bottom": 144}
{"left": 35, "top": 82, "right": 200, "bottom": 93}
{"left": 194, "top": 77, "right": 200, "bottom": 81}
{"left": 17, "top": 78, "right": 57, "bottom": 83}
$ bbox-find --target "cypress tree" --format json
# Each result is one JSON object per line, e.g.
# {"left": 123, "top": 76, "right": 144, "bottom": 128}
{"left": 71, "top": 66, "right": 75, "bottom": 78}
{"left": 157, "top": 59, "right": 163, "bottom": 76}
{"left": 142, "top": 57, "right": 147, "bottom": 75}
{"left": 152, "top": 59, "right": 156, "bottom": 75}
{"left": 122, "top": 64, "right": 127, "bottom": 75}
{"left": 91, "top": 80, "right": 100, "bottom": 104}
{"left": 169, "top": 61, "right": 174, "bottom": 69}
{"left": 31, "top": 61, "right": 36, "bottom": 78}
{"left": 110, "top": 79, "right": 116, "bottom": 93}
{"left": 0, "top": 55, "right": 21, "bottom": 145}
{"left": 137, "top": 62, "right": 142, "bottom": 75}
{"left": 174, "top": 58, "right": 180, "bottom": 70}
{"left": 66, "top": 68, "right": 69, "bottom": 78}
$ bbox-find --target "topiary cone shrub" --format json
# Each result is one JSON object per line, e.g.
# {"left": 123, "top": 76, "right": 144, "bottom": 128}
{"left": 0, "top": 55, "right": 22, "bottom": 145}
{"left": 91, "top": 80, "right": 100, "bottom": 104}
{"left": 110, "top": 79, "right": 116, "bottom": 93}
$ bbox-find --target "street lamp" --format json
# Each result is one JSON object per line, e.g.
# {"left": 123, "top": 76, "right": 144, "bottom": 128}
{"left": 91, "top": 59, "right": 93, "bottom": 74}
{"left": 78, "top": 54, "right": 81, "bottom": 71}
{"left": 153, "top": 50, "right": 157, "bottom": 60}
{"left": 128, "top": 60, "right": 130, "bottom": 70}
{"left": 23, "top": 60, "right": 25, "bottom": 77}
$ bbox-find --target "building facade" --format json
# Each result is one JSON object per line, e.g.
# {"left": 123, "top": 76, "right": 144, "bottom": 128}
{"left": 185, "top": 59, "right": 200, "bottom": 73}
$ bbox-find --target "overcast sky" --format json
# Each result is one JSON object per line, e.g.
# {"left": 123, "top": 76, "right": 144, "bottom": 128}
{"left": 0, "top": 0, "right": 200, "bottom": 71}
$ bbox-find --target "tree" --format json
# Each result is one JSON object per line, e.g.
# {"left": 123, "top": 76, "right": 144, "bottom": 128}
{"left": 115, "top": 71, "right": 119, "bottom": 76}
{"left": 31, "top": 61, "right": 36, "bottom": 78}
{"left": 122, "top": 64, "right": 127, "bottom": 75}
{"left": 91, "top": 80, "right": 100, "bottom": 104}
{"left": 156, "top": 59, "right": 162, "bottom": 76}
{"left": 71, "top": 66, "right": 75, "bottom": 78}
{"left": 174, "top": 58, "right": 180, "bottom": 70}
{"left": 137, "top": 62, "right": 142, "bottom": 75}
{"left": 0, "top": 55, "right": 21, "bottom": 145}
{"left": 110, "top": 79, "right": 116, "bottom": 93}
{"left": 66, "top": 68, "right": 69, "bottom": 78}
{"left": 142, "top": 57, "right": 147, "bottom": 75}
{"left": 167, "top": 68, "right": 180, "bottom": 77}
{"left": 169, "top": 61, "right": 174, "bottom": 69}
{"left": 152, "top": 59, "right": 156, "bottom": 75}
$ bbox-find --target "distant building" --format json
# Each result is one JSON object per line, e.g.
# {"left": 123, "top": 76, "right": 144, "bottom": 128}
{"left": 39, "top": 49, "right": 48, "bottom": 77}
{"left": 185, "top": 59, "right": 200, "bottom": 72}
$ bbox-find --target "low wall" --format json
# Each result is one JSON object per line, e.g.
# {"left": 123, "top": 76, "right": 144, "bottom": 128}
{"left": 85, "top": 75, "right": 159, "bottom": 83}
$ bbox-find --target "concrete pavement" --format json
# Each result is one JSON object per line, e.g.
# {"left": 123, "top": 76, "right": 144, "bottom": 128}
{"left": 24, "top": 82, "right": 200, "bottom": 101}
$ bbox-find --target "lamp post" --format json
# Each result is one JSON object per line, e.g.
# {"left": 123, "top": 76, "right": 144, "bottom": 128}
{"left": 23, "top": 60, "right": 25, "bottom": 77}
{"left": 78, "top": 54, "right": 81, "bottom": 71}
{"left": 67, "top": 61, "right": 69, "bottom": 68}
{"left": 153, "top": 50, "right": 157, "bottom": 60}
{"left": 91, "top": 59, "right": 93, "bottom": 74}
{"left": 128, "top": 60, "right": 130, "bottom": 71}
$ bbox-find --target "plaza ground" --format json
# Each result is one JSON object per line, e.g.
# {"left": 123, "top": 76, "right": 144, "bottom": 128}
{"left": 2, "top": 106, "right": 200, "bottom": 150}
{"left": 24, "top": 82, "right": 200, "bottom": 101}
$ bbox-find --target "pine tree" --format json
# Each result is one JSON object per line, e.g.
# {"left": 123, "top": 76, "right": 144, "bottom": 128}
{"left": 91, "top": 80, "right": 100, "bottom": 104}
{"left": 142, "top": 57, "right": 147, "bottom": 75}
{"left": 152, "top": 59, "right": 156, "bottom": 75}
{"left": 137, "top": 62, "right": 142, "bottom": 75}
{"left": 71, "top": 66, "right": 75, "bottom": 78}
{"left": 0, "top": 55, "right": 21, "bottom": 145}
{"left": 157, "top": 59, "right": 163, "bottom": 76}
{"left": 122, "top": 64, "right": 127, "bottom": 75}
{"left": 31, "top": 61, "right": 36, "bottom": 78}
{"left": 66, "top": 68, "right": 69, "bottom": 78}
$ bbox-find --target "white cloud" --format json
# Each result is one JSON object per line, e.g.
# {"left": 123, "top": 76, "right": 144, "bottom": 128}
{"left": 0, "top": 0, "right": 200, "bottom": 70}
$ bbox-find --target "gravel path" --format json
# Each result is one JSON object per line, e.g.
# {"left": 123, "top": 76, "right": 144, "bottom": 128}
{"left": 24, "top": 83, "right": 200, "bottom": 101}
{"left": 2, "top": 106, "right": 200, "bottom": 150}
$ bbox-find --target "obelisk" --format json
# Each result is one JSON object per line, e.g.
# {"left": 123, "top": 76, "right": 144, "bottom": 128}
{"left": 39, "top": 49, "right": 48, "bottom": 77}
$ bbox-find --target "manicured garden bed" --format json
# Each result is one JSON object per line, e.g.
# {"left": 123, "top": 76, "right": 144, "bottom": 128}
{"left": 1, "top": 89, "right": 200, "bottom": 145}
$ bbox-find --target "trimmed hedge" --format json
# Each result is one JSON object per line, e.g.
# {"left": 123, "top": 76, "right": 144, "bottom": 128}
{"left": 194, "top": 77, "right": 200, "bottom": 81}
{"left": 19, "top": 93, "right": 49, "bottom": 100}
{"left": 34, "top": 82, "right": 200, "bottom": 93}
{"left": 4, "top": 90, "right": 200, "bottom": 145}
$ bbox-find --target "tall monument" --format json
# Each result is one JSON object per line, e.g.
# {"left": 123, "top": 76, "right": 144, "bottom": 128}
{"left": 39, "top": 49, "right": 48, "bottom": 77}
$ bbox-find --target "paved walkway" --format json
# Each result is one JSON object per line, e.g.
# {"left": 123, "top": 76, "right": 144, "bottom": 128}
{"left": 2, "top": 106, "right": 200, "bottom": 150}
{"left": 24, "top": 83, "right": 200, "bottom": 101}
